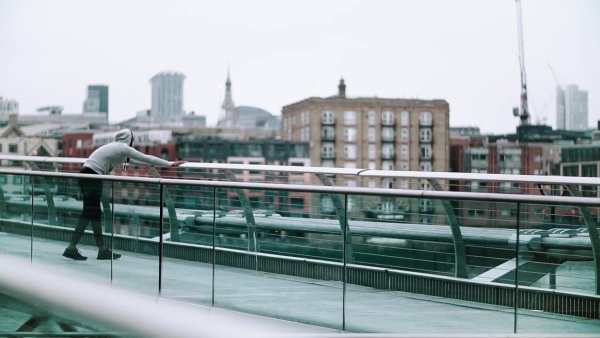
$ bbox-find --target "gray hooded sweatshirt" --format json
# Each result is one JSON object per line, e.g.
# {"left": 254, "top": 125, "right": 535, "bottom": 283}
{"left": 83, "top": 129, "right": 173, "bottom": 175}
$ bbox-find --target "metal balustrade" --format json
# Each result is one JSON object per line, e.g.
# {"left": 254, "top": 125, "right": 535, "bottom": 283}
{"left": 0, "top": 155, "right": 599, "bottom": 335}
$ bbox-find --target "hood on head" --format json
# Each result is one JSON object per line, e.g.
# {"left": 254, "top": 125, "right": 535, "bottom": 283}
{"left": 114, "top": 129, "right": 133, "bottom": 145}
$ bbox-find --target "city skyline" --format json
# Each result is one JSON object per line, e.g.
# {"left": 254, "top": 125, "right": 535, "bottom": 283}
{"left": 0, "top": 0, "right": 598, "bottom": 133}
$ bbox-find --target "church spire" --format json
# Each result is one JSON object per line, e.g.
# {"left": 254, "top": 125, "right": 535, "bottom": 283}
{"left": 218, "top": 67, "right": 238, "bottom": 127}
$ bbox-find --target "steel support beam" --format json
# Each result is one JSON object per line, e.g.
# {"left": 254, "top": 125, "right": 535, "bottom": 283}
{"left": 146, "top": 167, "right": 180, "bottom": 242}
{"left": 220, "top": 169, "right": 257, "bottom": 253}
{"left": 26, "top": 162, "right": 57, "bottom": 226}
{"left": 564, "top": 184, "right": 600, "bottom": 295}
{"left": 316, "top": 174, "right": 354, "bottom": 263}
{"left": 427, "top": 178, "right": 467, "bottom": 278}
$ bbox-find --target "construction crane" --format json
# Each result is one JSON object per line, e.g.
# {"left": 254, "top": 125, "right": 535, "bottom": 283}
{"left": 514, "top": 0, "right": 530, "bottom": 125}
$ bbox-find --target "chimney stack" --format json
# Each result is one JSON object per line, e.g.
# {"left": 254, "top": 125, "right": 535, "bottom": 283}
{"left": 338, "top": 78, "right": 346, "bottom": 98}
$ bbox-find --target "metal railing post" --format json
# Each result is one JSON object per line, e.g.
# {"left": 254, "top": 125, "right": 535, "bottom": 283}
{"left": 159, "top": 184, "right": 164, "bottom": 294}
{"left": 514, "top": 202, "right": 521, "bottom": 334}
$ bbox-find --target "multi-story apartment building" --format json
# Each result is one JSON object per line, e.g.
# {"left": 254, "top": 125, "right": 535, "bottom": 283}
{"left": 282, "top": 79, "right": 450, "bottom": 223}
{"left": 556, "top": 84, "right": 589, "bottom": 131}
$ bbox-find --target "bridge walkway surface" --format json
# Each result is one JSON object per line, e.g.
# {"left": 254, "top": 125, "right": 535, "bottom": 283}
{"left": 1, "top": 232, "right": 600, "bottom": 335}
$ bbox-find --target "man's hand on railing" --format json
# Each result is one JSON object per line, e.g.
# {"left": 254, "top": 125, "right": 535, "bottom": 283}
{"left": 171, "top": 161, "right": 187, "bottom": 167}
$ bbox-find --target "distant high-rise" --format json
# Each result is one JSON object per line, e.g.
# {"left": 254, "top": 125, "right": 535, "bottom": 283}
{"left": 217, "top": 71, "right": 238, "bottom": 128}
{"left": 83, "top": 85, "right": 109, "bottom": 114}
{"left": 0, "top": 97, "right": 19, "bottom": 117}
{"left": 150, "top": 72, "right": 185, "bottom": 122}
{"left": 556, "top": 84, "right": 588, "bottom": 131}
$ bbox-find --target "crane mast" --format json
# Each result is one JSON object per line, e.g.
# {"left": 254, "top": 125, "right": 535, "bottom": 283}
{"left": 516, "top": 0, "right": 530, "bottom": 125}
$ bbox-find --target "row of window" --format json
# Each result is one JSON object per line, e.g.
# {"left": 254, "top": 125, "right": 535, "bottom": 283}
{"left": 319, "top": 127, "right": 433, "bottom": 143}
{"left": 320, "top": 110, "right": 433, "bottom": 126}
{"left": 321, "top": 143, "right": 433, "bottom": 160}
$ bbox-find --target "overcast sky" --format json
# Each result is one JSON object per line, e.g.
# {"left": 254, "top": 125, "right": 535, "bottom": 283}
{"left": 0, "top": 0, "right": 598, "bottom": 134}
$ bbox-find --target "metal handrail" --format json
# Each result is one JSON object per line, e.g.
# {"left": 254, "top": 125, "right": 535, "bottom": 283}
{"left": 1, "top": 154, "right": 599, "bottom": 186}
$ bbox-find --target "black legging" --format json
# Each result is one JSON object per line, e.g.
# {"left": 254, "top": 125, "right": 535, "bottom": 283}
{"left": 68, "top": 166, "right": 105, "bottom": 248}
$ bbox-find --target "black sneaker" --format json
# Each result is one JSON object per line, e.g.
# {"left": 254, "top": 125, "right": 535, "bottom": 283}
{"left": 97, "top": 249, "right": 121, "bottom": 260}
{"left": 63, "top": 248, "right": 87, "bottom": 261}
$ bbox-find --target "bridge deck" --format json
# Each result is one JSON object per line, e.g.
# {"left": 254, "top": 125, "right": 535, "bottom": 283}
{"left": 1, "top": 232, "right": 599, "bottom": 335}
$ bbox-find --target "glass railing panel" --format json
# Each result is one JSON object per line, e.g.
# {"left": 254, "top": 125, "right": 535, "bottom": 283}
{"left": 521, "top": 202, "right": 596, "bottom": 295}
{"left": 0, "top": 173, "right": 33, "bottom": 261}
{"left": 346, "top": 194, "right": 520, "bottom": 333}
{"left": 30, "top": 174, "right": 92, "bottom": 269}
{"left": 160, "top": 184, "right": 215, "bottom": 306}
{"left": 516, "top": 201, "right": 599, "bottom": 334}
{"left": 212, "top": 187, "right": 345, "bottom": 330}
{"left": 104, "top": 179, "right": 160, "bottom": 294}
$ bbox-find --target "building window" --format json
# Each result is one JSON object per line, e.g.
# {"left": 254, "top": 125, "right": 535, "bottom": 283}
{"left": 400, "top": 180, "right": 409, "bottom": 189}
{"left": 344, "top": 111, "right": 357, "bottom": 125}
{"left": 368, "top": 144, "right": 376, "bottom": 159}
{"left": 419, "top": 128, "right": 432, "bottom": 142}
{"left": 382, "top": 161, "right": 394, "bottom": 170}
{"left": 420, "top": 145, "right": 432, "bottom": 159}
{"left": 368, "top": 111, "right": 376, "bottom": 125}
{"left": 344, "top": 128, "right": 357, "bottom": 141}
{"left": 400, "top": 162, "right": 409, "bottom": 171}
{"left": 301, "top": 127, "right": 311, "bottom": 141}
{"left": 368, "top": 180, "right": 376, "bottom": 188}
{"left": 420, "top": 179, "right": 431, "bottom": 190}
{"left": 322, "top": 126, "right": 335, "bottom": 140}
{"left": 400, "top": 111, "right": 409, "bottom": 126}
{"left": 321, "top": 143, "right": 335, "bottom": 158}
{"left": 344, "top": 145, "right": 357, "bottom": 159}
{"left": 368, "top": 161, "right": 376, "bottom": 170}
{"left": 383, "top": 179, "right": 394, "bottom": 189}
{"left": 420, "top": 162, "right": 432, "bottom": 172}
{"left": 400, "top": 145, "right": 409, "bottom": 160}
{"left": 322, "top": 110, "right": 334, "bottom": 124}
{"left": 301, "top": 111, "right": 310, "bottom": 125}
{"left": 290, "top": 197, "right": 305, "bottom": 209}
{"left": 344, "top": 162, "right": 356, "bottom": 168}
{"left": 345, "top": 180, "right": 356, "bottom": 187}
{"left": 382, "top": 111, "right": 394, "bottom": 125}
{"left": 400, "top": 128, "right": 409, "bottom": 142}
{"left": 420, "top": 112, "right": 432, "bottom": 126}
{"left": 368, "top": 127, "right": 376, "bottom": 142}
{"left": 9, "top": 144, "right": 17, "bottom": 153}
{"left": 382, "top": 127, "right": 394, "bottom": 141}
{"left": 321, "top": 160, "right": 335, "bottom": 168}
{"left": 382, "top": 144, "right": 394, "bottom": 158}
